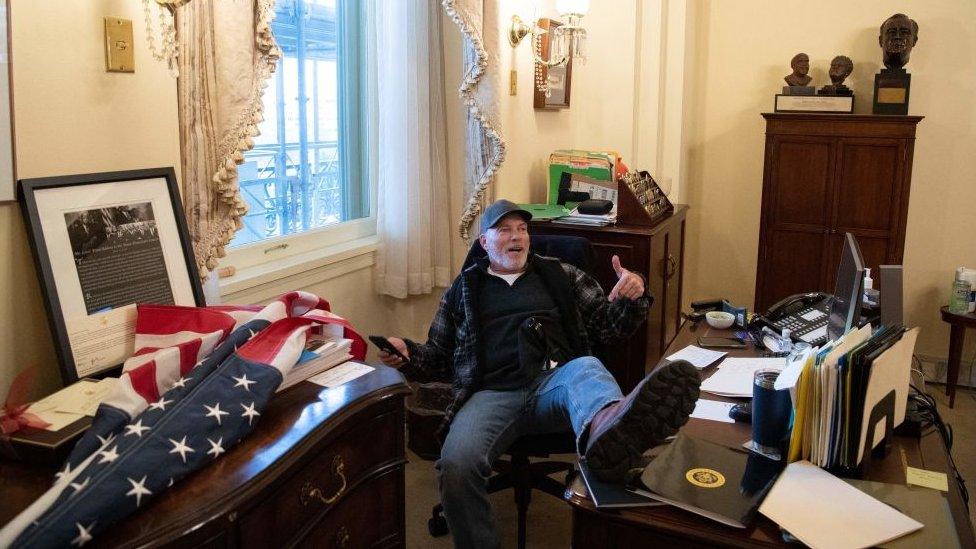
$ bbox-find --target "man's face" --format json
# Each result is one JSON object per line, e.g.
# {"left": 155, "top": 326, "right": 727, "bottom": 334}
{"left": 829, "top": 60, "right": 847, "bottom": 80}
{"left": 480, "top": 214, "right": 529, "bottom": 274}
{"left": 881, "top": 16, "right": 916, "bottom": 57}
{"left": 793, "top": 55, "right": 809, "bottom": 75}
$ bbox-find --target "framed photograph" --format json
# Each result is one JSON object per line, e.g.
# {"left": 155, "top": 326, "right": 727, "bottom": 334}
{"left": 533, "top": 18, "right": 573, "bottom": 110}
{"left": 19, "top": 168, "right": 204, "bottom": 383}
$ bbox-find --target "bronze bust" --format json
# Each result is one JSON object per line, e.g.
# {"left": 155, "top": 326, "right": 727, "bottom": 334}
{"left": 784, "top": 53, "right": 812, "bottom": 87}
{"left": 819, "top": 56, "right": 854, "bottom": 96}
{"left": 880, "top": 13, "right": 918, "bottom": 69}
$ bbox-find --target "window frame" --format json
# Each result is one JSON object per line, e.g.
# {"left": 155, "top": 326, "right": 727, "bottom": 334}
{"left": 221, "top": 0, "right": 374, "bottom": 277}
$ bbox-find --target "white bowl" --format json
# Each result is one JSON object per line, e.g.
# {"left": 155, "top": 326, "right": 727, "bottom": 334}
{"left": 705, "top": 311, "right": 735, "bottom": 329}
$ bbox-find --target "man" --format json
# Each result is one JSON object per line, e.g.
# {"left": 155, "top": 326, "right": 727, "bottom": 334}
{"left": 879, "top": 13, "right": 918, "bottom": 70}
{"left": 784, "top": 53, "right": 812, "bottom": 87}
{"left": 820, "top": 55, "right": 854, "bottom": 95}
{"left": 379, "top": 199, "right": 699, "bottom": 548}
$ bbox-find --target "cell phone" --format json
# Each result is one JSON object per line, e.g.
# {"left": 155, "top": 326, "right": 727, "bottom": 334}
{"left": 697, "top": 336, "right": 747, "bottom": 349}
{"left": 368, "top": 335, "right": 410, "bottom": 362}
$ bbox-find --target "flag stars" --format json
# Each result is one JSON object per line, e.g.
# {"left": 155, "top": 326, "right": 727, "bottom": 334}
{"left": 168, "top": 436, "right": 195, "bottom": 463}
{"left": 125, "top": 475, "right": 152, "bottom": 507}
{"left": 203, "top": 402, "right": 229, "bottom": 425}
{"left": 232, "top": 374, "right": 256, "bottom": 392}
{"left": 95, "top": 433, "right": 116, "bottom": 447}
{"left": 124, "top": 419, "right": 150, "bottom": 438}
{"left": 55, "top": 463, "right": 73, "bottom": 483}
{"left": 69, "top": 476, "right": 90, "bottom": 493}
{"left": 241, "top": 402, "right": 260, "bottom": 425}
{"left": 97, "top": 446, "right": 120, "bottom": 465}
{"left": 71, "top": 521, "right": 95, "bottom": 547}
{"left": 172, "top": 376, "right": 192, "bottom": 389}
{"left": 148, "top": 397, "right": 173, "bottom": 412}
{"left": 206, "top": 436, "right": 225, "bottom": 459}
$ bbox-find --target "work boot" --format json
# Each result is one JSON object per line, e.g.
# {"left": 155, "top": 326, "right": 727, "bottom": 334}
{"left": 583, "top": 359, "right": 700, "bottom": 482}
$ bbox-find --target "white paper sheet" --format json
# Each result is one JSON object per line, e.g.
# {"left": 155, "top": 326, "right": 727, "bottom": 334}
{"left": 27, "top": 378, "right": 118, "bottom": 430}
{"left": 689, "top": 399, "right": 735, "bottom": 423}
{"left": 699, "top": 357, "right": 786, "bottom": 398}
{"left": 759, "top": 461, "right": 923, "bottom": 549}
{"left": 307, "top": 361, "right": 375, "bottom": 388}
{"left": 664, "top": 345, "right": 727, "bottom": 370}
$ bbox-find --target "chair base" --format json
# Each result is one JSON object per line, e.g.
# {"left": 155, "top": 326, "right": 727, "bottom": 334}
{"left": 427, "top": 452, "right": 576, "bottom": 548}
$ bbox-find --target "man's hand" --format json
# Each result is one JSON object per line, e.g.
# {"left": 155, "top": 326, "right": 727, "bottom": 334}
{"left": 377, "top": 337, "right": 410, "bottom": 368}
{"left": 608, "top": 255, "right": 645, "bottom": 301}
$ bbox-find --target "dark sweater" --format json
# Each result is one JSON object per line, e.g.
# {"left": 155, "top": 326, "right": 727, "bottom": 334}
{"left": 477, "top": 266, "right": 567, "bottom": 390}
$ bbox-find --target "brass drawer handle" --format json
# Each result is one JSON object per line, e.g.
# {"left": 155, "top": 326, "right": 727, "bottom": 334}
{"left": 335, "top": 526, "right": 350, "bottom": 548}
{"left": 300, "top": 455, "right": 346, "bottom": 506}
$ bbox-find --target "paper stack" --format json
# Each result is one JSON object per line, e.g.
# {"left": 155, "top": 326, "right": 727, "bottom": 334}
{"left": 552, "top": 207, "right": 616, "bottom": 227}
{"left": 699, "top": 357, "right": 786, "bottom": 398}
{"left": 277, "top": 336, "right": 353, "bottom": 392}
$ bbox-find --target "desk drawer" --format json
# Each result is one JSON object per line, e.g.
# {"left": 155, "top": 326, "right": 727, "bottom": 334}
{"left": 239, "top": 409, "right": 400, "bottom": 546}
{"left": 297, "top": 469, "right": 402, "bottom": 548}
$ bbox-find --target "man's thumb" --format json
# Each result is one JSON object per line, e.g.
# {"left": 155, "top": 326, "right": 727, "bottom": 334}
{"left": 611, "top": 255, "right": 624, "bottom": 276}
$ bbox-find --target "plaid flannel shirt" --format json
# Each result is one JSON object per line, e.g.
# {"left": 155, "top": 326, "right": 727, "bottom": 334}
{"left": 400, "top": 254, "right": 650, "bottom": 440}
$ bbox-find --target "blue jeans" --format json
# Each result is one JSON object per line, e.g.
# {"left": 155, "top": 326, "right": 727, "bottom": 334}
{"left": 436, "top": 356, "right": 623, "bottom": 549}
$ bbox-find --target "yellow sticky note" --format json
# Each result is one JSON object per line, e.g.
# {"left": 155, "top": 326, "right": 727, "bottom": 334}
{"left": 906, "top": 466, "right": 949, "bottom": 492}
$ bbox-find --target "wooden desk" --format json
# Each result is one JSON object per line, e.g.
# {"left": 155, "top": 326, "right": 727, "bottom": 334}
{"left": 566, "top": 321, "right": 976, "bottom": 548}
{"left": 0, "top": 366, "right": 410, "bottom": 548}
{"left": 941, "top": 306, "right": 976, "bottom": 408}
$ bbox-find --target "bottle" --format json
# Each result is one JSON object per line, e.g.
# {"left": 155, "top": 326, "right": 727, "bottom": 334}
{"left": 949, "top": 267, "right": 971, "bottom": 314}
{"left": 863, "top": 268, "right": 879, "bottom": 306}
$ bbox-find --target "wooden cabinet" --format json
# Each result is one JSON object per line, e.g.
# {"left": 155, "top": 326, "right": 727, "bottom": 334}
{"left": 0, "top": 367, "right": 410, "bottom": 549}
{"left": 755, "top": 114, "right": 922, "bottom": 312}
{"left": 530, "top": 205, "right": 687, "bottom": 392}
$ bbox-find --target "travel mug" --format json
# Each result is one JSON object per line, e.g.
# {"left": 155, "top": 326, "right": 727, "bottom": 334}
{"left": 751, "top": 369, "right": 792, "bottom": 458}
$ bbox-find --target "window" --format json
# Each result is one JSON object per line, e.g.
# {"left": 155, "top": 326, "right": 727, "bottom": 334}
{"left": 229, "top": 0, "right": 370, "bottom": 265}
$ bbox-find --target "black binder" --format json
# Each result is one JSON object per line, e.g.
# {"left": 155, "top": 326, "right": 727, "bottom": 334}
{"left": 636, "top": 435, "right": 783, "bottom": 528}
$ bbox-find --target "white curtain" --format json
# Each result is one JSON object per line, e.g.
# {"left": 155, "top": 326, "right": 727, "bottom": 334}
{"left": 373, "top": 0, "right": 452, "bottom": 298}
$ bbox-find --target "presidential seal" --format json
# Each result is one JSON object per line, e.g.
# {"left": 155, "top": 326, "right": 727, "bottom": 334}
{"left": 685, "top": 468, "right": 725, "bottom": 488}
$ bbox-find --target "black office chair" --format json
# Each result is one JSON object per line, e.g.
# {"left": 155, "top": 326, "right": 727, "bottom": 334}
{"left": 411, "top": 234, "right": 595, "bottom": 548}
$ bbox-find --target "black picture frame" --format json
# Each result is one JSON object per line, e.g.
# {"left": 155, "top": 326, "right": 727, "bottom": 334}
{"left": 19, "top": 168, "right": 204, "bottom": 384}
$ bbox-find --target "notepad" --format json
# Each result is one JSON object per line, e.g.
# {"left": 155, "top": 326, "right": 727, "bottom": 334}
{"left": 699, "top": 357, "right": 785, "bottom": 398}
{"left": 759, "top": 461, "right": 923, "bottom": 549}
{"left": 665, "top": 345, "right": 727, "bottom": 370}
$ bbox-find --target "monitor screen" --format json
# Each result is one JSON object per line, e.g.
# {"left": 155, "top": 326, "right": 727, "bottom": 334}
{"left": 827, "top": 233, "right": 865, "bottom": 341}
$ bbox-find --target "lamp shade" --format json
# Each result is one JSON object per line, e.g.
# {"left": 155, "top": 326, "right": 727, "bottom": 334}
{"left": 556, "top": 0, "right": 589, "bottom": 15}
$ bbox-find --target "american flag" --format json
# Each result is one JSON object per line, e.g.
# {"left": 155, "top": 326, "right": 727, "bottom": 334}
{"left": 0, "top": 291, "right": 365, "bottom": 548}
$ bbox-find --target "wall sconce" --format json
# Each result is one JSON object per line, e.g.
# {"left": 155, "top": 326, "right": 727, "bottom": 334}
{"left": 509, "top": 0, "right": 589, "bottom": 96}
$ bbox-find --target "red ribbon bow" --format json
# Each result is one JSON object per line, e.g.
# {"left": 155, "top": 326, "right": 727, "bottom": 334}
{"left": 1, "top": 367, "right": 51, "bottom": 435}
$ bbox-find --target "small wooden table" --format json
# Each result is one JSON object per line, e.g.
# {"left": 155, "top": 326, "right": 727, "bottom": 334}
{"left": 941, "top": 306, "right": 976, "bottom": 408}
{"left": 565, "top": 320, "right": 976, "bottom": 548}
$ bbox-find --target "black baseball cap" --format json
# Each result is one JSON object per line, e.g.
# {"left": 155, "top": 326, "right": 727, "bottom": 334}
{"left": 480, "top": 199, "right": 532, "bottom": 233}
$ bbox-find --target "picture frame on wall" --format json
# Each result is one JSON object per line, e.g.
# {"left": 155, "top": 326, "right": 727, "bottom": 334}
{"left": 0, "top": 1, "right": 15, "bottom": 202}
{"left": 19, "top": 168, "right": 205, "bottom": 383}
{"left": 533, "top": 18, "right": 573, "bottom": 110}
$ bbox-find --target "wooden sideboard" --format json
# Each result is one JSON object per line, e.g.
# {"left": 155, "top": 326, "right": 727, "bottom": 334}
{"left": 530, "top": 205, "right": 687, "bottom": 393}
{"left": 0, "top": 366, "right": 410, "bottom": 548}
{"left": 755, "top": 113, "right": 922, "bottom": 312}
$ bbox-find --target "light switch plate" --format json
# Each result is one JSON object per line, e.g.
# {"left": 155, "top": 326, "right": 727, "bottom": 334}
{"left": 104, "top": 17, "right": 134, "bottom": 73}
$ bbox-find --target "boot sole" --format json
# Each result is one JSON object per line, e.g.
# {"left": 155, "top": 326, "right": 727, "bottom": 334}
{"left": 584, "top": 359, "right": 700, "bottom": 482}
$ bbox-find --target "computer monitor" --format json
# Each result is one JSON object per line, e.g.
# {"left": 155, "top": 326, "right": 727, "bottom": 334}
{"left": 827, "top": 233, "right": 865, "bottom": 341}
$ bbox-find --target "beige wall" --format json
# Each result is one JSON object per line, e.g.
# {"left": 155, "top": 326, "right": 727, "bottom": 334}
{"left": 0, "top": 0, "right": 182, "bottom": 398}
{"left": 683, "top": 1, "right": 976, "bottom": 367}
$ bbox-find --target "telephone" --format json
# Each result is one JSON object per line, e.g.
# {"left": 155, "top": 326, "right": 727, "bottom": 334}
{"left": 750, "top": 292, "right": 832, "bottom": 345}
